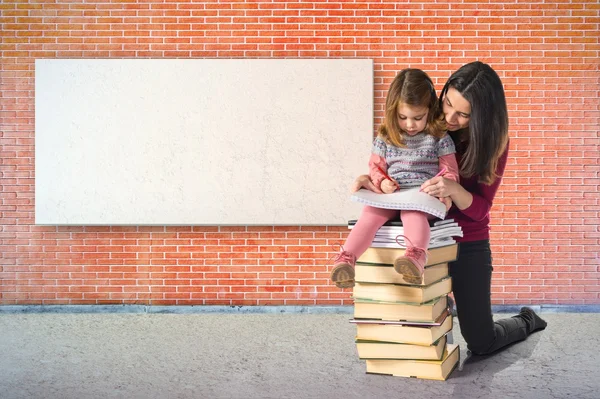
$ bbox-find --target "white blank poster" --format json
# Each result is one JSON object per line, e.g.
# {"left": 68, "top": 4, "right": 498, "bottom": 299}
{"left": 35, "top": 59, "right": 373, "bottom": 225}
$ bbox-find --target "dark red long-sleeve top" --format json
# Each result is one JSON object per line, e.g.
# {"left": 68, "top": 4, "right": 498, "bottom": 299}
{"left": 448, "top": 140, "right": 509, "bottom": 243}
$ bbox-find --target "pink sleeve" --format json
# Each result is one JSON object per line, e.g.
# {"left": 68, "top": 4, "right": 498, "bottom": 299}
{"left": 461, "top": 142, "right": 510, "bottom": 221}
{"left": 368, "top": 153, "right": 388, "bottom": 188}
{"left": 439, "top": 154, "right": 459, "bottom": 182}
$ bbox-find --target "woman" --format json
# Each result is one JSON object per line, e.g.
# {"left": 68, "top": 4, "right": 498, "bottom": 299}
{"left": 353, "top": 61, "right": 547, "bottom": 355}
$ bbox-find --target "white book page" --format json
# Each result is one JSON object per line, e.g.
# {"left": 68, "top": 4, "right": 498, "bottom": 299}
{"left": 350, "top": 188, "right": 447, "bottom": 219}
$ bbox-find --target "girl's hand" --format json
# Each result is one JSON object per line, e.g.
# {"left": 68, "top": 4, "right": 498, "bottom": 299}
{"left": 351, "top": 174, "right": 383, "bottom": 194}
{"left": 381, "top": 179, "right": 397, "bottom": 194}
{"left": 420, "top": 176, "right": 457, "bottom": 198}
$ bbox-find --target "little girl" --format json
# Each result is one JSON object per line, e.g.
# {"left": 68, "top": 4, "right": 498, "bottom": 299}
{"left": 331, "top": 68, "right": 460, "bottom": 288}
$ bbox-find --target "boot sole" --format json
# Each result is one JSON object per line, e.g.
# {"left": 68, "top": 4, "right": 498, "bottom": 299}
{"left": 331, "top": 264, "right": 355, "bottom": 289}
{"left": 393, "top": 258, "right": 422, "bottom": 285}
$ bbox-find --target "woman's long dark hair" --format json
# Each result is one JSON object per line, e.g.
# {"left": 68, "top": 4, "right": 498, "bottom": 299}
{"left": 439, "top": 61, "right": 509, "bottom": 184}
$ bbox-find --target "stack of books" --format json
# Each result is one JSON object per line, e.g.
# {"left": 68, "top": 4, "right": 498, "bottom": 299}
{"left": 348, "top": 218, "right": 463, "bottom": 249}
{"left": 348, "top": 219, "right": 461, "bottom": 381}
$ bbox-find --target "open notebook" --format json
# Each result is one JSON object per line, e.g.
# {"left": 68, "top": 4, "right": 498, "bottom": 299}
{"left": 350, "top": 188, "right": 447, "bottom": 219}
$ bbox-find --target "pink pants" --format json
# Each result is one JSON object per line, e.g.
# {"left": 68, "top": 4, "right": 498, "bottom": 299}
{"left": 344, "top": 206, "right": 431, "bottom": 258}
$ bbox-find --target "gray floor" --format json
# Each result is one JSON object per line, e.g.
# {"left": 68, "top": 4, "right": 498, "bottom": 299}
{"left": 1, "top": 311, "right": 599, "bottom": 399}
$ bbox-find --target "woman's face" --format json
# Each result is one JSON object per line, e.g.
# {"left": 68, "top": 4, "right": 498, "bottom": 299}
{"left": 442, "top": 87, "right": 471, "bottom": 131}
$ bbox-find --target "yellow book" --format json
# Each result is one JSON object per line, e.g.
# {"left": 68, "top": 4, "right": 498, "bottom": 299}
{"left": 355, "top": 262, "right": 448, "bottom": 286}
{"left": 355, "top": 313, "right": 453, "bottom": 346}
{"left": 358, "top": 244, "right": 458, "bottom": 266}
{"left": 365, "top": 344, "right": 460, "bottom": 381}
{"left": 356, "top": 335, "right": 447, "bottom": 360}
{"left": 354, "top": 295, "right": 448, "bottom": 322}
{"left": 353, "top": 277, "right": 452, "bottom": 304}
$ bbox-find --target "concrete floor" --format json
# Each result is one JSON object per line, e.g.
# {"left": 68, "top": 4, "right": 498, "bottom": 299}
{"left": 0, "top": 311, "right": 599, "bottom": 399}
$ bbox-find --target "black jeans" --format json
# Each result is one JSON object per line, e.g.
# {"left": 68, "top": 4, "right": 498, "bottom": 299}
{"left": 449, "top": 239, "right": 528, "bottom": 354}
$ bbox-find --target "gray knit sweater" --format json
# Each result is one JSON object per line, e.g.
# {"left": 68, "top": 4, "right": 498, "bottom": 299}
{"left": 370, "top": 133, "right": 456, "bottom": 188}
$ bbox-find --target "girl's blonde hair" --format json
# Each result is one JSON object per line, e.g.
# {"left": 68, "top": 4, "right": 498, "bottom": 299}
{"left": 378, "top": 68, "right": 446, "bottom": 147}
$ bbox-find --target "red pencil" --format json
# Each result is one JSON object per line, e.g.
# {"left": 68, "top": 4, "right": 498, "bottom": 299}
{"left": 431, "top": 167, "right": 448, "bottom": 179}
{"left": 375, "top": 165, "right": 400, "bottom": 189}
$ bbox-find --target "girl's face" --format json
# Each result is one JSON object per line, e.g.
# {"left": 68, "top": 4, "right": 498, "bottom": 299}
{"left": 396, "top": 103, "right": 429, "bottom": 136}
{"left": 443, "top": 87, "right": 471, "bottom": 131}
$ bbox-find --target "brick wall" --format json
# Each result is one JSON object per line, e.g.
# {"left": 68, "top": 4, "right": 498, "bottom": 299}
{"left": 1, "top": 0, "right": 598, "bottom": 306}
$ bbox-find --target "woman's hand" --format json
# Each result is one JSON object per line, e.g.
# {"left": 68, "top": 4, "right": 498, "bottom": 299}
{"left": 420, "top": 176, "right": 459, "bottom": 198}
{"left": 440, "top": 196, "right": 452, "bottom": 211}
{"left": 381, "top": 179, "right": 397, "bottom": 194}
{"left": 350, "top": 174, "right": 383, "bottom": 194}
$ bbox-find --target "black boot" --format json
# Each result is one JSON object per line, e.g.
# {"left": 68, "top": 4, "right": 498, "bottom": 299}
{"left": 519, "top": 307, "right": 547, "bottom": 334}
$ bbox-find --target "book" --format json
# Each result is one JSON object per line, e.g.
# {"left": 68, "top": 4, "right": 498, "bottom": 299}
{"left": 371, "top": 227, "right": 463, "bottom": 242}
{"left": 369, "top": 225, "right": 462, "bottom": 237}
{"left": 355, "top": 262, "right": 448, "bottom": 286}
{"left": 350, "top": 188, "right": 447, "bottom": 219}
{"left": 353, "top": 277, "right": 452, "bottom": 304}
{"left": 356, "top": 334, "right": 447, "bottom": 361}
{"left": 348, "top": 219, "right": 455, "bottom": 228}
{"left": 370, "top": 238, "right": 456, "bottom": 249}
{"left": 365, "top": 343, "right": 460, "bottom": 381}
{"left": 349, "top": 220, "right": 461, "bottom": 235}
{"left": 358, "top": 244, "right": 458, "bottom": 266}
{"left": 353, "top": 295, "right": 448, "bottom": 322}
{"left": 355, "top": 312, "right": 453, "bottom": 346}
{"left": 348, "top": 219, "right": 463, "bottom": 249}
{"left": 351, "top": 308, "right": 450, "bottom": 327}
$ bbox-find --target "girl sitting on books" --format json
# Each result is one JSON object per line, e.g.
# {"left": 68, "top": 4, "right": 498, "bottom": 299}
{"left": 330, "top": 68, "right": 459, "bottom": 289}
